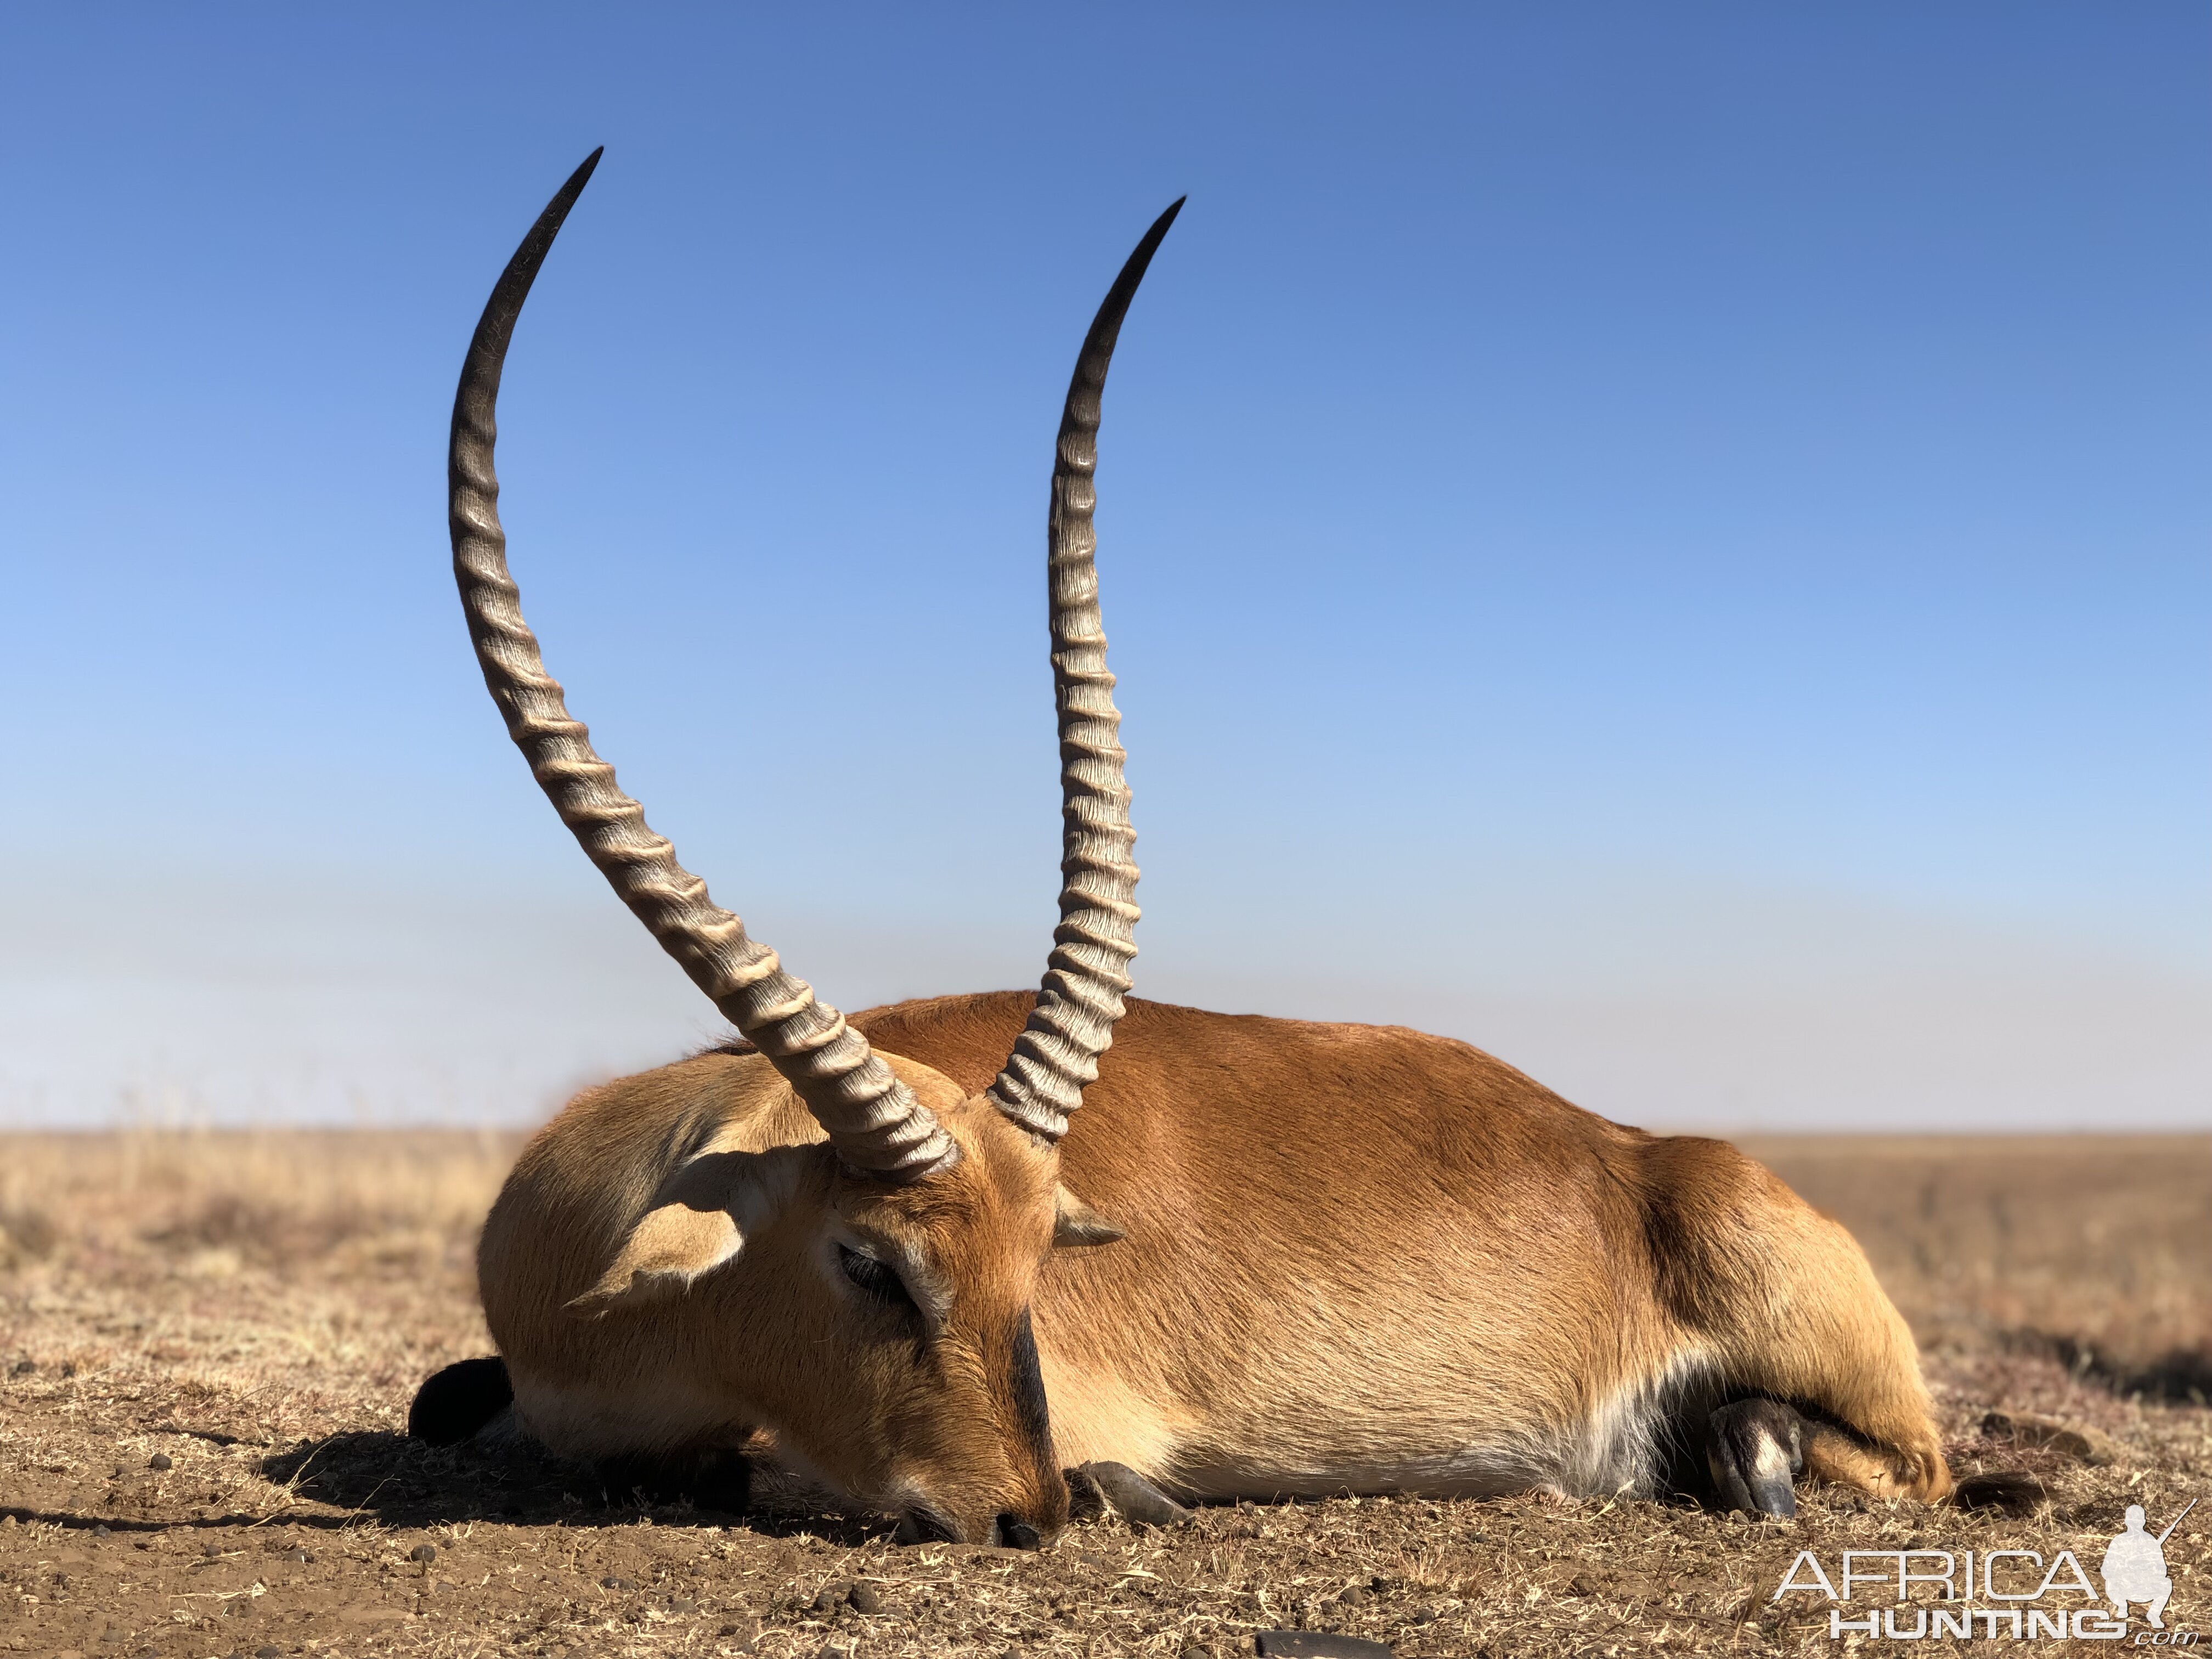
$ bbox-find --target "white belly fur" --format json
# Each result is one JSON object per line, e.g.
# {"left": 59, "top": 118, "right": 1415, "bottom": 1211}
{"left": 1163, "top": 1348, "right": 1720, "bottom": 1502}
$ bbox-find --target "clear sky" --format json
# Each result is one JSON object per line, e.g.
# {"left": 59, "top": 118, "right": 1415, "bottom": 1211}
{"left": 3, "top": 4, "right": 2206, "bottom": 1130}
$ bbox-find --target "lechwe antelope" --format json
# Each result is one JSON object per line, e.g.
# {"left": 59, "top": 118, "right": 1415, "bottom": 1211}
{"left": 415, "top": 151, "right": 2000, "bottom": 1548}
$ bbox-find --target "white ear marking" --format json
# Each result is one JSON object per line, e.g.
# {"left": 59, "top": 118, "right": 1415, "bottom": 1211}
{"left": 563, "top": 1201, "right": 743, "bottom": 1318}
{"left": 560, "top": 1143, "right": 810, "bottom": 1319}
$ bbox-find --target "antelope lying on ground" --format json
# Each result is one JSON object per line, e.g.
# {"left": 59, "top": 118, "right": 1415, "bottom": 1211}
{"left": 416, "top": 151, "right": 1985, "bottom": 1548}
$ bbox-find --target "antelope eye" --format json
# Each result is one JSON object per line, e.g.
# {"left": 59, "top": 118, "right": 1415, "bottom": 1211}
{"left": 836, "top": 1242, "right": 912, "bottom": 1308}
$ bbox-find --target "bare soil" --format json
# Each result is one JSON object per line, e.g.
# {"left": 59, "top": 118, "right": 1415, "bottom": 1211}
{"left": 3, "top": 1129, "right": 2208, "bottom": 1657}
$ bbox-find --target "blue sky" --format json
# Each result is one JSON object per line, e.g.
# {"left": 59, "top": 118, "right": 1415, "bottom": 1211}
{"left": 3, "top": 4, "right": 2205, "bottom": 1128}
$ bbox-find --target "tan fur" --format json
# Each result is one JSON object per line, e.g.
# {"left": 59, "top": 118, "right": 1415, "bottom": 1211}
{"left": 476, "top": 991, "right": 1951, "bottom": 1540}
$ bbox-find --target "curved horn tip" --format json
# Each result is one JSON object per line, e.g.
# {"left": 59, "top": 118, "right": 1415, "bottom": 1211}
{"left": 544, "top": 146, "right": 605, "bottom": 215}
{"left": 521, "top": 149, "right": 606, "bottom": 232}
{"left": 525, "top": 147, "right": 607, "bottom": 236}
{"left": 1132, "top": 196, "right": 1187, "bottom": 259}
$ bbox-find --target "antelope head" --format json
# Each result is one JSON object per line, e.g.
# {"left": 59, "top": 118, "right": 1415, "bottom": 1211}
{"left": 448, "top": 152, "right": 1177, "bottom": 1548}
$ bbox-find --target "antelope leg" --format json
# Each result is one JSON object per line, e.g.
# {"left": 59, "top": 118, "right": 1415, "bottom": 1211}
{"left": 594, "top": 1446, "right": 753, "bottom": 1511}
{"left": 1072, "top": 1460, "right": 1193, "bottom": 1527}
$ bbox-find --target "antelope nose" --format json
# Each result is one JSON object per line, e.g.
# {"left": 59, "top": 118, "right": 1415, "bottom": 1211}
{"left": 994, "top": 1513, "right": 1042, "bottom": 1551}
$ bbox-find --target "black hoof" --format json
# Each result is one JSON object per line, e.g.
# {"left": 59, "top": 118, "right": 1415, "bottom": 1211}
{"left": 1075, "top": 1460, "right": 1192, "bottom": 1527}
{"left": 1707, "top": 1397, "right": 1803, "bottom": 1519}
{"left": 408, "top": 1356, "right": 513, "bottom": 1446}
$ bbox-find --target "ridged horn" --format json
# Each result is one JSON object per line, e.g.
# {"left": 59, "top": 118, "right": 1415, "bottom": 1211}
{"left": 447, "top": 151, "right": 956, "bottom": 1180}
{"left": 986, "top": 199, "right": 1183, "bottom": 1144}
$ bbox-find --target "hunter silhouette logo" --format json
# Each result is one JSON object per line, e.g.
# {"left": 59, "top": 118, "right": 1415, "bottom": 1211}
{"left": 1773, "top": 1497, "right": 2198, "bottom": 1642}
{"left": 2104, "top": 1500, "right": 2193, "bottom": 1631}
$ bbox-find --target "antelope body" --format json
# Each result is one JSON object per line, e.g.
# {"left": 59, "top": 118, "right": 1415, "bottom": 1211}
{"left": 422, "top": 153, "right": 1961, "bottom": 1548}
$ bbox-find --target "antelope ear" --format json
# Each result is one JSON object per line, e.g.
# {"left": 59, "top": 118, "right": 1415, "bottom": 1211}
{"left": 562, "top": 1147, "right": 790, "bottom": 1319}
{"left": 565, "top": 1201, "right": 743, "bottom": 1318}
{"left": 1053, "top": 1186, "right": 1127, "bottom": 1249}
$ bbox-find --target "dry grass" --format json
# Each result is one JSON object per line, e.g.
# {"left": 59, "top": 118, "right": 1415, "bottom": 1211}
{"left": 2, "top": 1130, "right": 2208, "bottom": 1657}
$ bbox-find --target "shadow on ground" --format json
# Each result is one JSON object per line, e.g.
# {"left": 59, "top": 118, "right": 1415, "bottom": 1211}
{"left": 255, "top": 1432, "right": 891, "bottom": 1543}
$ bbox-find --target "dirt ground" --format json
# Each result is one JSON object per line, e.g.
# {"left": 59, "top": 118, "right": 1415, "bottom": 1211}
{"left": 2, "top": 1127, "right": 2208, "bottom": 1658}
